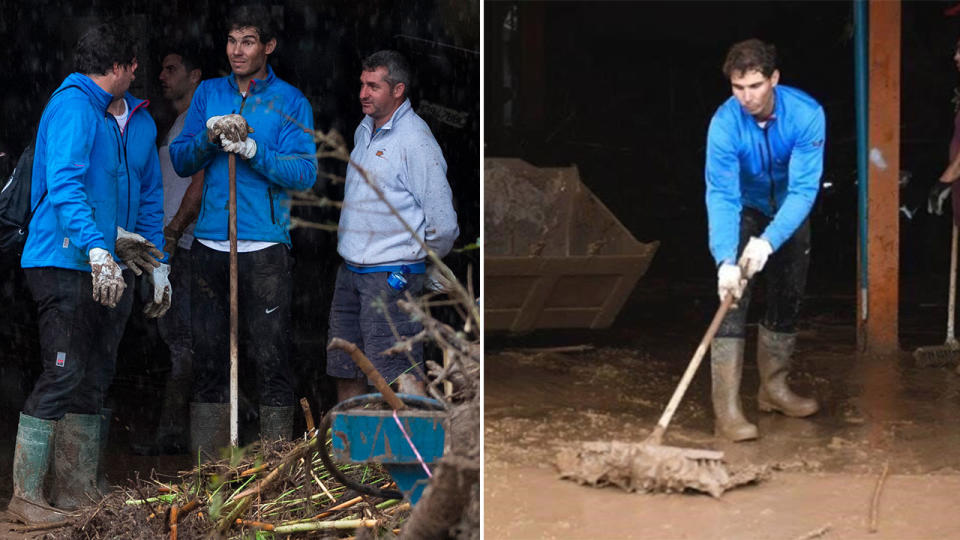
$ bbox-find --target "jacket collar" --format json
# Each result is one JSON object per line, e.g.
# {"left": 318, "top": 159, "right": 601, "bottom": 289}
{"left": 362, "top": 98, "right": 412, "bottom": 134}
{"left": 228, "top": 65, "right": 276, "bottom": 94}
{"left": 62, "top": 72, "right": 114, "bottom": 113}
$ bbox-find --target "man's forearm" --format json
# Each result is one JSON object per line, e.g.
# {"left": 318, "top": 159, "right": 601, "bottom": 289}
{"left": 940, "top": 150, "right": 960, "bottom": 184}
{"left": 168, "top": 170, "right": 204, "bottom": 232}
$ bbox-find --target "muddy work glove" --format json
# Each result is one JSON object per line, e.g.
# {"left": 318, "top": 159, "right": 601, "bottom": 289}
{"left": 89, "top": 247, "right": 125, "bottom": 308}
{"left": 115, "top": 226, "right": 163, "bottom": 276}
{"left": 220, "top": 134, "right": 257, "bottom": 160}
{"left": 206, "top": 114, "right": 254, "bottom": 144}
{"left": 717, "top": 263, "right": 745, "bottom": 305}
{"left": 738, "top": 236, "right": 773, "bottom": 279}
{"left": 928, "top": 181, "right": 952, "bottom": 216}
{"left": 143, "top": 263, "right": 171, "bottom": 318}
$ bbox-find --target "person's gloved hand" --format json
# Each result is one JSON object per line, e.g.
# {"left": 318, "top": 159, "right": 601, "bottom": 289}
{"left": 89, "top": 247, "right": 125, "bottom": 308}
{"left": 143, "top": 263, "right": 171, "bottom": 318}
{"left": 425, "top": 264, "right": 454, "bottom": 293}
{"left": 738, "top": 236, "right": 773, "bottom": 279}
{"left": 115, "top": 226, "right": 163, "bottom": 276}
{"left": 221, "top": 134, "right": 257, "bottom": 159}
{"left": 206, "top": 114, "right": 253, "bottom": 144}
{"left": 717, "top": 263, "right": 745, "bottom": 305}
{"left": 928, "top": 181, "right": 952, "bottom": 215}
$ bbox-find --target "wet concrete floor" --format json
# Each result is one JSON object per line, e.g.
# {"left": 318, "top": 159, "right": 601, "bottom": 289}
{"left": 485, "top": 278, "right": 960, "bottom": 538}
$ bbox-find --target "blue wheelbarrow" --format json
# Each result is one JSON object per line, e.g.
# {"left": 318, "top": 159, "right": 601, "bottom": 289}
{"left": 318, "top": 393, "right": 446, "bottom": 505}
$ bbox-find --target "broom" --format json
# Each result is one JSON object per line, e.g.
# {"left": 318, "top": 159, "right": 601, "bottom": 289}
{"left": 557, "top": 282, "right": 766, "bottom": 497}
{"left": 914, "top": 223, "right": 960, "bottom": 367}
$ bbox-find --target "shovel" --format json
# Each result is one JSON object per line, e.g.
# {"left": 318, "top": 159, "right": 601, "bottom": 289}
{"left": 229, "top": 153, "right": 239, "bottom": 446}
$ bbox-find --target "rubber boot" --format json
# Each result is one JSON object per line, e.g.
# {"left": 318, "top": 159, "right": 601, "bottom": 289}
{"left": 757, "top": 326, "right": 819, "bottom": 417}
{"left": 97, "top": 409, "right": 111, "bottom": 494}
{"left": 5, "top": 413, "right": 71, "bottom": 525}
{"left": 259, "top": 405, "right": 296, "bottom": 442}
{"left": 711, "top": 337, "right": 758, "bottom": 442}
{"left": 189, "top": 402, "right": 230, "bottom": 462}
{"left": 51, "top": 413, "right": 101, "bottom": 510}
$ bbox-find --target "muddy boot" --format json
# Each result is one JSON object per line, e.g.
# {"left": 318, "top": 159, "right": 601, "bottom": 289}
{"left": 711, "top": 337, "right": 758, "bottom": 442}
{"left": 757, "top": 326, "right": 819, "bottom": 417}
{"left": 51, "top": 413, "right": 102, "bottom": 510}
{"left": 5, "top": 413, "right": 72, "bottom": 525}
{"left": 259, "top": 405, "right": 295, "bottom": 442}
{"left": 189, "top": 402, "right": 230, "bottom": 462}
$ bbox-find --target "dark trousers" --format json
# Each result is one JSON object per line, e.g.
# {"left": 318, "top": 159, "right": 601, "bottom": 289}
{"left": 326, "top": 264, "right": 425, "bottom": 384}
{"left": 23, "top": 267, "right": 134, "bottom": 419}
{"left": 190, "top": 242, "right": 295, "bottom": 406}
{"left": 156, "top": 246, "right": 193, "bottom": 440}
{"left": 717, "top": 207, "right": 811, "bottom": 338}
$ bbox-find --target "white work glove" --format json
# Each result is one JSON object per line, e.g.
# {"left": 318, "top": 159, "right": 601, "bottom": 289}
{"left": 89, "top": 247, "right": 125, "bottom": 308}
{"left": 221, "top": 134, "right": 257, "bottom": 159}
{"left": 115, "top": 226, "right": 163, "bottom": 276}
{"left": 928, "top": 181, "right": 952, "bottom": 215}
{"left": 738, "top": 236, "right": 773, "bottom": 279}
{"left": 143, "top": 263, "right": 171, "bottom": 318}
{"left": 717, "top": 263, "right": 745, "bottom": 304}
{"left": 207, "top": 114, "right": 253, "bottom": 144}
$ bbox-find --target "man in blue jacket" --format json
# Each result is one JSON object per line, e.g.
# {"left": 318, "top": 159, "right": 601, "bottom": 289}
{"left": 169, "top": 5, "right": 317, "bottom": 456}
{"left": 327, "top": 51, "right": 459, "bottom": 402}
{"left": 7, "top": 22, "right": 168, "bottom": 524}
{"left": 705, "top": 39, "right": 825, "bottom": 442}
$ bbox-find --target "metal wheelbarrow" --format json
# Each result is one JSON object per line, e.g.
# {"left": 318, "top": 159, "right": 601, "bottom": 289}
{"left": 318, "top": 393, "right": 446, "bottom": 505}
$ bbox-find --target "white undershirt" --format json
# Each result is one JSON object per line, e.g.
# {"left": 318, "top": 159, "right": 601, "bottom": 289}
{"left": 112, "top": 98, "right": 129, "bottom": 133}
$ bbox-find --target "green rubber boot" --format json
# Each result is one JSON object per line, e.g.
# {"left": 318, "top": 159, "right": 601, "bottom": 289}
{"left": 5, "top": 413, "right": 72, "bottom": 524}
{"left": 189, "top": 402, "right": 230, "bottom": 462}
{"left": 259, "top": 405, "right": 296, "bottom": 442}
{"left": 51, "top": 413, "right": 102, "bottom": 510}
{"left": 97, "top": 408, "right": 111, "bottom": 494}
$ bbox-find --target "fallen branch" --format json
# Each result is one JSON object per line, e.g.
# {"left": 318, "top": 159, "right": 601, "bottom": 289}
{"left": 237, "top": 519, "right": 276, "bottom": 531}
{"left": 273, "top": 518, "right": 380, "bottom": 534}
{"left": 794, "top": 524, "right": 831, "bottom": 540}
{"left": 869, "top": 462, "right": 890, "bottom": 533}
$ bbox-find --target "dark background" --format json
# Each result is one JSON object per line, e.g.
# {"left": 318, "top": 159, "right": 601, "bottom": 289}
{"left": 485, "top": 1, "right": 960, "bottom": 337}
{"left": 0, "top": 0, "right": 479, "bottom": 449}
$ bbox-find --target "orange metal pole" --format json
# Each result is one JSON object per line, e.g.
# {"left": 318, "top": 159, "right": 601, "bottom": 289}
{"left": 862, "top": 0, "right": 900, "bottom": 355}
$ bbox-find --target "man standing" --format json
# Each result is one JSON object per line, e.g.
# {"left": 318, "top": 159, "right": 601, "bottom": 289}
{"left": 148, "top": 43, "right": 204, "bottom": 454}
{"left": 327, "top": 50, "right": 459, "bottom": 402}
{"left": 169, "top": 5, "right": 317, "bottom": 455}
{"left": 705, "top": 39, "right": 824, "bottom": 441}
{"left": 6, "top": 22, "right": 168, "bottom": 524}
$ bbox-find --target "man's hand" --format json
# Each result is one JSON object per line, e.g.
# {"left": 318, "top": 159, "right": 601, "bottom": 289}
{"left": 206, "top": 114, "right": 253, "bottom": 144}
{"left": 717, "top": 263, "right": 746, "bottom": 305}
{"left": 928, "top": 181, "right": 952, "bottom": 216}
{"left": 115, "top": 227, "right": 163, "bottom": 276}
{"left": 163, "top": 224, "right": 183, "bottom": 257}
{"left": 89, "top": 248, "right": 125, "bottom": 308}
{"left": 425, "top": 264, "right": 454, "bottom": 293}
{"left": 738, "top": 236, "right": 773, "bottom": 279}
{"left": 143, "top": 263, "right": 172, "bottom": 318}
{"left": 220, "top": 134, "right": 257, "bottom": 159}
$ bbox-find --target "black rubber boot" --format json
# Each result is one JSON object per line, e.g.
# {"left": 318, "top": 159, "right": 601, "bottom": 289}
{"left": 189, "top": 402, "right": 230, "bottom": 462}
{"left": 51, "top": 413, "right": 101, "bottom": 510}
{"left": 757, "top": 326, "right": 819, "bottom": 418}
{"left": 711, "top": 337, "right": 759, "bottom": 442}
{"left": 259, "top": 405, "right": 295, "bottom": 442}
{"left": 5, "top": 413, "right": 72, "bottom": 525}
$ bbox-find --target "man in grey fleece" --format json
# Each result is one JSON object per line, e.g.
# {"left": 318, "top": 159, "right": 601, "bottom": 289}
{"left": 327, "top": 50, "right": 459, "bottom": 401}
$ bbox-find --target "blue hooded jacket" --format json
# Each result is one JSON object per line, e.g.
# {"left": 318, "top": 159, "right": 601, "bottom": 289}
{"left": 22, "top": 73, "right": 166, "bottom": 271}
{"left": 168, "top": 66, "right": 317, "bottom": 246}
{"left": 705, "top": 84, "right": 825, "bottom": 266}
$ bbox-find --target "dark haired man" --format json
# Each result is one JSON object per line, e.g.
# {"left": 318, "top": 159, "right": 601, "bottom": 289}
{"left": 7, "top": 22, "right": 167, "bottom": 523}
{"left": 327, "top": 50, "right": 459, "bottom": 402}
{"left": 145, "top": 43, "right": 204, "bottom": 455}
{"left": 705, "top": 38, "right": 825, "bottom": 441}
{"left": 169, "top": 5, "right": 317, "bottom": 455}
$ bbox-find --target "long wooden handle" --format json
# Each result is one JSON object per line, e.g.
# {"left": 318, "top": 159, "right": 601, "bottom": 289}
{"left": 229, "top": 153, "right": 239, "bottom": 446}
{"left": 327, "top": 337, "right": 406, "bottom": 410}
{"left": 947, "top": 223, "right": 957, "bottom": 343}
{"left": 648, "top": 291, "right": 737, "bottom": 445}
